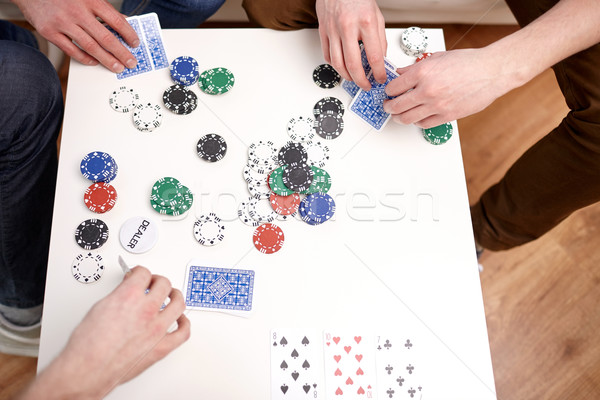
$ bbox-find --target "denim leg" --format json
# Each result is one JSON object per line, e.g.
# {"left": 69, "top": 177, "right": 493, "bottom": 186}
{"left": 0, "top": 20, "right": 38, "bottom": 48}
{"left": 120, "top": 0, "right": 226, "bottom": 28}
{"left": 0, "top": 40, "right": 63, "bottom": 308}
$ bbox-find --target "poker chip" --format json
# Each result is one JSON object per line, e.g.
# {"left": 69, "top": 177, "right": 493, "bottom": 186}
{"left": 193, "top": 213, "right": 225, "bottom": 246}
{"left": 243, "top": 163, "right": 268, "bottom": 183}
{"left": 80, "top": 151, "right": 118, "bottom": 183}
{"left": 313, "top": 64, "right": 341, "bottom": 89}
{"left": 313, "top": 97, "right": 345, "bottom": 117}
{"left": 314, "top": 113, "right": 344, "bottom": 140}
{"left": 197, "top": 134, "right": 227, "bottom": 162}
{"left": 132, "top": 103, "right": 162, "bottom": 132}
{"left": 300, "top": 166, "right": 332, "bottom": 194}
{"left": 109, "top": 86, "right": 139, "bottom": 113}
{"left": 416, "top": 52, "right": 433, "bottom": 63}
{"left": 74, "top": 219, "right": 109, "bottom": 250}
{"left": 238, "top": 198, "right": 260, "bottom": 227}
{"left": 400, "top": 27, "right": 428, "bottom": 57}
{"left": 253, "top": 223, "right": 284, "bottom": 254}
{"left": 84, "top": 182, "right": 117, "bottom": 213}
{"left": 277, "top": 141, "right": 307, "bottom": 166}
{"left": 200, "top": 67, "right": 235, "bottom": 95}
{"left": 276, "top": 211, "right": 299, "bottom": 222}
{"left": 163, "top": 84, "right": 198, "bottom": 115}
{"left": 150, "top": 177, "right": 193, "bottom": 216}
{"left": 269, "top": 192, "right": 300, "bottom": 215}
{"left": 119, "top": 216, "right": 159, "bottom": 254}
{"left": 268, "top": 166, "right": 295, "bottom": 196}
{"left": 286, "top": 116, "right": 315, "bottom": 142}
{"left": 247, "top": 181, "right": 271, "bottom": 200}
{"left": 299, "top": 192, "right": 336, "bottom": 225}
{"left": 304, "top": 141, "right": 330, "bottom": 168}
{"left": 170, "top": 56, "right": 200, "bottom": 86}
{"left": 422, "top": 123, "right": 453, "bottom": 145}
{"left": 248, "top": 140, "right": 277, "bottom": 168}
{"left": 248, "top": 197, "right": 277, "bottom": 223}
{"left": 282, "top": 163, "right": 314, "bottom": 193}
{"left": 71, "top": 252, "right": 104, "bottom": 284}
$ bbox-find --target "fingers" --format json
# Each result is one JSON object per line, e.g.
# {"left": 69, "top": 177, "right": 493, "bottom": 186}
{"left": 50, "top": 33, "right": 99, "bottom": 66}
{"left": 146, "top": 275, "right": 174, "bottom": 308}
{"left": 158, "top": 289, "right": 186, "bottom": 326}
{"left": 361, "top": 25, "right": 386, "bottom": 87}
{"left": 97, "top": 4, "right": 139, "bottom": 48}
{"left": 342, "top": 39, "right": 369, "bottom": 90}
{"left": 118, "top": 266, "right": 152, "bottom": 294}
{"left": 318, "top": 26, "right": 331, "bottom": 64}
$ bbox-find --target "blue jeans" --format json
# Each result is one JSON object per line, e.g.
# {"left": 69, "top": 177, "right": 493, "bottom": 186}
{"left": 0, "top": 21, "right": 62, "bottom": 308}
{"left": 121, "top": 0, "right": 226, "bottom": 28}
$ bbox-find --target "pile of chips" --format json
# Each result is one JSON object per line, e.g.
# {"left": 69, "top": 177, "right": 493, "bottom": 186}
{"left": 170, "top": 56, "right": 199, "bottom": 86}
{"left": 198, "top": 67, "right": 235, "bottom": 95}
{"left": 150, "top": 177, "right": 193, "bottom": 216}
{"left": 312, "top": 96, "right": 345, "bottom": 140}
{"left": 400, "top": 27, "right": 429, "bottom": 57}
{"left": 163, "top": 84, "right": 197, "bottom": 115}
{"left": 109, "top": 86, "right": 163, "bottom": 132}
{"left": 197, "top": 133, "right": 227, "bottom": 162}
{"left": 80, "top": 151, "right": 118, "bottom": 183}
{"left": 313, "top": 64, "right": 341, "bottom": 89}
{"left": 193, "top": 213, "right": 225, "bottom": 246}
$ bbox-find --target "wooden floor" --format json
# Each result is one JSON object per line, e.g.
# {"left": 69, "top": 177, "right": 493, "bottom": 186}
{"left": 2, "top": 24, "right": 600, "bottom": 400}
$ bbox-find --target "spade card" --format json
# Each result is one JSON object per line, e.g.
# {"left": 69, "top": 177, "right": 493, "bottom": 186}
{"left": 375, "top": 334, "right": 424, "bottom": 399}
{"left": 323, "top": 331, "right": 378, "bottom": 399}
{"left": 271, "top": 329, "right": 324, "bottom": 400}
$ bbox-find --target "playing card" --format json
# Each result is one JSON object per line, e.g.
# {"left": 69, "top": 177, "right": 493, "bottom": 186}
{"left": 183, "top": 264, "right": 255, "bottom": 315}
{"left": 270, "top": 329, "right": 324, "bottom": 399}
{"left": 349, "top": 58, "right": 399, "bottom": 131}
{"left": 375, "top": 334, "right": 424, "bottom": 399}
{"left": 107, "top": 13, "right": 168, "bottom": 79}
{"left": 342, "top": 43, "right": 371, "bottom": 97}
{"left": 323, "top": 331, "right": 378, "bottom": 399}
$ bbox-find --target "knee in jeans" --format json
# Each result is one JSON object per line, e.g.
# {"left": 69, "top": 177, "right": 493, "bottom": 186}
{"left": 242, "top": 0, "right": 315, "bottom": 30}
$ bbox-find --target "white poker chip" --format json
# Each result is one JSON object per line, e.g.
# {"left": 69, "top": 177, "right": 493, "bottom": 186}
{"left": 400, "top": 27, "right": 428, "bottom": 57}
{"left": 109, "top": 86, "right": 139, "bottom": 113}
{"left": 276, "top": 211, "right": 299, "bottom": 221}
{"left": 247, "top": 181, "right": 271, "bottom": 200}
{"left": 237, "top": 198, "right": 260, "bottom": 227}
{"left": 248, "top": 140, "right": 277, "bottom": 168}
{"left": 305, "top": 141, "right": 330, "bottom": 168}
{"left": 71, "top": 252, "right": 104, "bottom": 284}
{"left": 132, "top": 103, "right": 162, "bottom": 132}
{"left": 287, "top": 116, "right": 315, "bottom": 142}
{"left": 193, "top": 213, "right": 225, "bottom": 246}
{"left": 119, "top": 216, "right": 159, "bottom": 254}
{"left": 248, "top": 197, "right": 277, "bottom": 223}
{"left": 243, "top": 163, "right": 268, "bottom": 183}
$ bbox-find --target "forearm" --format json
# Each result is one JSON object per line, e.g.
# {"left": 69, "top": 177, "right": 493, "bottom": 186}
{"left": 483, "top": 0, "right": 600, "bottom": 88}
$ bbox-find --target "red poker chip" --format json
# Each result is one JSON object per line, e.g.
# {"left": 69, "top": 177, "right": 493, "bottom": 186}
{"left": 253, "top": 223, "right": 284, "bottom": 254}
{"left": 415, "top": 52, "right": 433, "bottom": 63}
{"left": 269, "top": 192, "right": 300, "bottom": 215}
{"left": 84, "top": 182, "right": 117, "bottom": 213}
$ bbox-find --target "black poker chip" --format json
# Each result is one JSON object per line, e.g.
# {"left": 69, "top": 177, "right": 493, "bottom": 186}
{"left": 197, "top": 134, "right": 227, "bottom": 162}
{"left": 75, "top": 219, "right": 109, "bottom": 250}
{"left": 282, "top": 163, "right": 314, "bottom": 193}
{"left": 163, "top": 84, "right": 197, "bottom": 115}
{"left": 313, "top": 97, "right": 345, "bottom": 117}
{"left": 277, "top": 141, "right": 307, "bottom": 167}
{"left": 313, "top": 64, "right": 341, "bottom": 89}
{"left": 314, "top": 113, "right": 344, "bottom": 140}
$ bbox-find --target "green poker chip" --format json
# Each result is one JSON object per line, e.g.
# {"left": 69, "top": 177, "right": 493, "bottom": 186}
{"left": 422, "top": 123, "right": 453, "bottom": 145}
{"left": 268, "top": 166, "right": 294, "bottom": 196}
{"left": 201, "top": 67, "right": 235, "bottom": 95}
{"left": 301, "top": 166, "right": 332, "bottom": 194}
{"left": 150, "top": 177, "right": 193, "bottom": 215}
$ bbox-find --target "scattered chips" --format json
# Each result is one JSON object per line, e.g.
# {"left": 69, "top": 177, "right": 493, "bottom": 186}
{"left": 268, "top": 166, "right": 295, "bottom": 196}
{"left": 282, "top": 163, "right": 314, "bottom": 193}
{"left": 193, "top": 213, "right": 225, "bottom": 246}
{"left": 300, "top": 166, "right": 332, "bottom": 194}
{"left": 119, "top": 216, "right": 159, "bottom": 254}
{"left": 74, "top": 219, "right": 109, "bottom": 250}
{"left": 422, "top": 123, "right": 453, "bottom": 145}
{"left": 197, "top": 134, "right": 227, "bottom": 162}
{"left": 80, "top": 151, "right": 118, "bottom": 183}
{"left": 305, "top": 141, "right": 330, "bottom": 168}
{"left": 132, "top": 103, "right": 162, "bottom": 132}
{"left": 248, "top": 140, "right": 277, "bottom": 169}
{"left": 248, "top": 197, "right": 277, "bottom": 223}
{"left": 313, "top": 97, "right": 345, "bottom": 117}
{"left": 163, "top": 84, "right": 197, "bottom": 115}
{"left": 277, "top": 141, "right": 307, "bottom": 166}
{"left": 299, "top": 192, "right": 336, "bottom": 225}
{"left": 84, "top": 182, "right": 117, "bottom": 213}
{"left": 400, "top": 27, "right": 429, "bottom": 57}
{"left": 287, "top": 116, "right": 315, "bottom": 142}
{"left": 314, "top": 113, "right": 344, "bottom": 140}
{"left": 238, "top": 198, "right": 261, "bottom": 227}
{"left": 313, "top": 64, "right": 341, "bottom": 89}
{"left": 109, "top": 86, "right": 139, "bottom": 113}
{"left": 269, "top": 192, "right": 300, "bottom": 215}
{"left": 243, "top": 163, "right": 268, "bottom": 183}
{"left": 71, "top": 252, "right": 104, "bottom": 284}
{"left": 253, "top": 223, "right": 284, "bottom": 254}
{"left": 170, "top": 56, "right": 200, "bottom": 86}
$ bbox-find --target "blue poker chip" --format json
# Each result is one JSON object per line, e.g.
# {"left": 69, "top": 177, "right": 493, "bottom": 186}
{"left": 170, "top": 56, "right": 199, "bottom": 86}
{"left": 299, "top": 192, "right": 336, "bottom": 224}
{"left": 80, "top": 151, "right": 118, "bottom": 183}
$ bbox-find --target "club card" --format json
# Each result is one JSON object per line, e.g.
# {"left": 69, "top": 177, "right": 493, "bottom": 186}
{"left": 183, "top": 264, "right": 255, "bottom": 316}
{"left": 375, "top": 334, "right": 424, "bottom": 399}
{"left": 323, "top": 331, "right": 378, "bottom": 399}
{"left": 349, "top": 58, "right": 399, "bottom": 131}
{"left": 107, "top": 12, "right": 169, "bottom": 79}
{"left": 271, "top": 329, "right": 325, "bottom": 399}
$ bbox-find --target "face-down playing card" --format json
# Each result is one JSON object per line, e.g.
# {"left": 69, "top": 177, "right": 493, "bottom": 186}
{"left": 271, "top": 329, "right": 325, "bottom": 399}
{"left": 375, "top": 334, "right": 424, "bottom": 399}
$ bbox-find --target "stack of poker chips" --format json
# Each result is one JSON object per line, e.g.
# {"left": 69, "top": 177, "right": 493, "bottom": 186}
{"left": 80, "top": 151, "right": 118, "bottom": 215}
{"left": 198, "top": 67, "right": 235, "bottom": 95}
{"left": 312, "top": 96, "right": 345, "bottom": 140}
{"left": 150, "top": 177, "right": 193, "bottom": 217}
{"left": 400, "top": 26, "right": 429, "bottom": 57}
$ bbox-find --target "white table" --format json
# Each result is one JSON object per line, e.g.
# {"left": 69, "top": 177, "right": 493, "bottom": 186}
{"left": 39, "top": 28, "right": 497, "bottom": 399}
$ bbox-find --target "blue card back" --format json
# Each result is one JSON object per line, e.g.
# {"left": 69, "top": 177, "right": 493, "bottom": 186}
{"left": 185, "top": 266, "right": 255, "bottom": 311}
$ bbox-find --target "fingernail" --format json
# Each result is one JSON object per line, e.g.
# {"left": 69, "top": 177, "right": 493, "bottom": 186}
{"left": 88, "top": 60, "right": 98, "bottom": 66}
{"left": 132, "top": 39, "right": 140, "bottom": 48}
{"left": 126, "top": 58, "right": 137, "bottom": 69}
{"left": 113, "top": 62, "right": 125, "bottom": 73}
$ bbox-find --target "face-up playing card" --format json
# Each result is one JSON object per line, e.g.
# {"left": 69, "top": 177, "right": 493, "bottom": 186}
{"left": 349, "top": 58, "right": 399, "bottom": 131}
{"left": 107, "top": 13, "right": 169, "bottom": 79}
{"left": 375, "top": 334, "right": 424, "bottom": 399}
{"left": 323, "top": 331, "right": 378, "bottom": 399}
{"left": 183, "top": 264, "right": 255, "bottom": 315}
{"left": 271, "top": 329, "right": 324, "bottom": 399}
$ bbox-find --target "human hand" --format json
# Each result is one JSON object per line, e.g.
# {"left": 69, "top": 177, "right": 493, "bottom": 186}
{"left": 383, "top": 49, "right": 514, "bottom": 128}
{"left": 12, "top": 0, "right": 139, "bottom": 72}
{"left": 315, "top": 0, "right": 387, "bottom": 90}
{"left": 21, "top": 266, "right": 190, "bottom": 400}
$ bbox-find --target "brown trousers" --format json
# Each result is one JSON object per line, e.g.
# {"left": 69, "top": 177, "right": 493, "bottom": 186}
{"left": 242, "top": 0, "right": 600, "bottom": 251}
